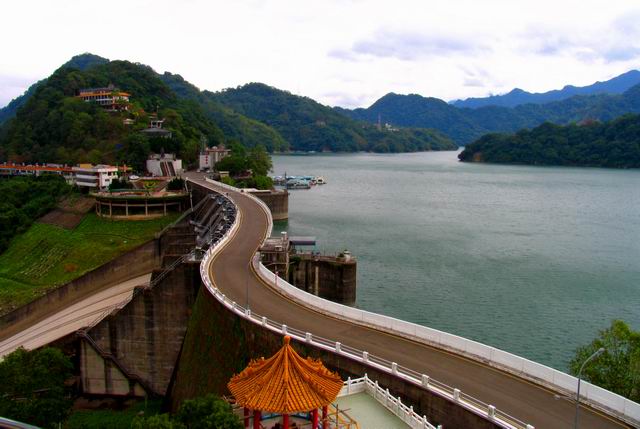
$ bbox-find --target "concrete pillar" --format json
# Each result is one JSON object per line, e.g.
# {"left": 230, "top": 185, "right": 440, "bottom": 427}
{"left": 253, "top": 410, "right": 261, "bottom": 429}
{"left": 109, "top": 201, "right": 112, "bottom": 217}
{"left": 244, "top": 408, "right": 250, "bottom": 428}
{"left": 314, "top": 266, "right": 319, "bottom": 296}
{"left": 283, "top": 413, "right": 289, "bottom": 428}
{"left": 312, "top": 409, "right": 318, "bottom": 429}
{"left": 125, "top": 200, "right": 128, "bottom": 216}
{"left": 164, "top": 201, "right": 167, "bottom": 215}
{"left": 145, "top": 199, "right": 148, "bottom": 216}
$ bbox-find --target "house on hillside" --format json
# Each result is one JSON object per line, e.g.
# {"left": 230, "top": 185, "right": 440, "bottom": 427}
{"left": 141, "top": 118, "right": 172, "bottom": 139}
{"left": 77, "top": 84, "right": 130, "bottom": 111}
{"left": 199, "top": 145, "right": 231, "bottom": 171}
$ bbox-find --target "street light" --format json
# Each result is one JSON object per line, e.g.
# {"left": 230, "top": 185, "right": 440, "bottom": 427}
{"left": 574, "top": 347, "right": 605, "bottom": 429}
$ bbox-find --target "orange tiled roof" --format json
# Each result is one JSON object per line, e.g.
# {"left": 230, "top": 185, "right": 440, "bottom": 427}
{"left": 228, "top": 336, "right": 343, "bottom": 414}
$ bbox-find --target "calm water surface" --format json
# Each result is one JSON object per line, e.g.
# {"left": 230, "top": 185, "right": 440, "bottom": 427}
{"left": 272, "top": 150, "right": 640, "bottom": 370}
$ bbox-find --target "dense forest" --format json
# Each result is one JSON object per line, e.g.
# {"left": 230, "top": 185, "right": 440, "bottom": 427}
{"left": 339, "top": 83, "right": 640, "bottom": 145}
{"left": 0, "top": 176, "right": 72, "bottom": 252}
{"left": 0, "top": 60, "right": 224, "bottom": 171}
{"left": 458, "top": 114, "right": 640, "bottom": 168}
{"left": 0, "top": 54, "right": 456, "bottom": 157}
{"left": 209, "top": 83, "right": 456, "bottom": 153}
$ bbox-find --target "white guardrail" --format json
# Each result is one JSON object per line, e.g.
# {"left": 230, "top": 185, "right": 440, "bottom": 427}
{"left": 196, "top": 177, "right": 640, "bottom": 429}
{"left": 341, "top": 375, "right": 440, "bottom": 429}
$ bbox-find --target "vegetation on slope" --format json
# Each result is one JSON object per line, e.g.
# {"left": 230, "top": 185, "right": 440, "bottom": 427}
{"left": 340, "top": 84, "right": 640, "bottom": 145}
{"left": 0, "top": 347, "right": 74, "bottom": 428}
{"left": 0, "top": 213, "right": 178, "bottom": 315}
{"left": 570, "top": 320, "right": 640, "bottom": 402}
{"left": 0, "top": 60, "right": 224, "bottom": 170}
{"left": 210, "top": 83, "right": 456, "bottom": 153}
{"left": 458, "top": 114, "right": 640, "bottom": 168}
{"left": 0, "top": 176, "right": 72, "bottom": 253}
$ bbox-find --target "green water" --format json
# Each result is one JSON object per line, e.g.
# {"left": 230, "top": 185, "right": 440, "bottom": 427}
{"left": 272, "top": 150, "right": 640, "bottom": 371}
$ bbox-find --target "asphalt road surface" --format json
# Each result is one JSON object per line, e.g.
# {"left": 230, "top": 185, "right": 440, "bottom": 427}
{"left": 186, "top": 172, "right": 629, "bottom": 429}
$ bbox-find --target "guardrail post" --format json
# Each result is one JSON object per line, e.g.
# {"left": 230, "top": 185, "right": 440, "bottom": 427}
{"left": 261, "top": 316, "right": 267, "bottom": 326}
{"left": 422, "top": 416, "right": 428, "bottom": 429}
{"left": 335, "top": 342, "right": 341, "bottom": 353}
{"left": 385, "top": 388, "right": 390, "bottom": 406}
{"left": 281, "top": 324, "right": 287, "bottom": 335}
{"left": 487, "top": 405, "right": 495, "bottom": 419}
{"left": 305, "top": 332, "right": 312, "bottom": 343}
{"left": 245, "top": 308, "right": 251, "bottom": 317}
{"left": 347, "top": 377, "right": 351, "bottom": 394}
{"left": 453, "top": 388, "right": 460, "bottom": 401}
{"left": 421, "top": 374, "right": 429, "bottom": 387}
{"left": 362, "top": 351, "right": 369, "bottom": 363}
{"left": 391, "top": 362, "right": 398, "bottom": 375}
{"left": 398, "top": 396, "right": 402, "bottom": 414}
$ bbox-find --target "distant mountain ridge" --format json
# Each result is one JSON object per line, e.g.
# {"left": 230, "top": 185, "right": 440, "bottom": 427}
{"left": 451, "top": 70, "right": 640, "bottom": 108}
{"left": 338, "top": 83, "right": 640, "bottom": 145}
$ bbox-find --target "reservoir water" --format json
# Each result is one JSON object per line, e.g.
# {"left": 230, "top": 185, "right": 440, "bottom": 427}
{"left": 272, "top": 150, "right": 640, "bottom": 371}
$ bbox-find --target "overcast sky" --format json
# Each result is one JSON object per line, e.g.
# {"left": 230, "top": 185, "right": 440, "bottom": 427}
{"left": 1, "top": 0, "right": 639, "bottom": 109}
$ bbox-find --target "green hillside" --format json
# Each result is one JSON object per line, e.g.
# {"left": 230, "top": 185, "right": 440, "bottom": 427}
{"left": 210, "top": 83, "right": 456, "bottom": 153}
{"left": 0, "top": 59, "right": 224, "bottom": 170}
{"left": 458, "top": 115, "right": 640, "bottom": 168}
{"left": 340, "top": 85, "right": 640, "bottom": 145}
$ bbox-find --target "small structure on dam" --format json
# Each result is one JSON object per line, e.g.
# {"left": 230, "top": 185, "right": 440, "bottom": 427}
{"left": 227, "top": 336, "right": 343, "bottom": 429}
{"left": 259, "top": 233, "right": 357, "bottom": 305}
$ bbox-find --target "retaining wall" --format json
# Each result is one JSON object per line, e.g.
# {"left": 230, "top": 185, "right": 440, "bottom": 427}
{"left": 0, "top": 240, "right": 161, "bottom": 341}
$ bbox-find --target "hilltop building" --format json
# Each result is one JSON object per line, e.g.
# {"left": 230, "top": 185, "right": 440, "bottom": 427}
{"left": 141, "top": 119, "right": 172, "bottom": 139}
{"left": 72, "top": 164, "right": 120, "bottom": 189}
{"left": 199, "top": 145, "right": 231, "bottom": 171}
{"left": 77, "top": 84, "right": 130, "bottom": 111}
{"left": 146, "top": 153, "right": 182, "bottom": 177}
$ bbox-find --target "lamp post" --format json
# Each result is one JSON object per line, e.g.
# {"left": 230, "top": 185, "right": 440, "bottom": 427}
{"left": 574, "top": 347, "right": 605, "bottom": 429}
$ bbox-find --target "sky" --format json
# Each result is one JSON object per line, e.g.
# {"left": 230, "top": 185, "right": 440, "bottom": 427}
{"left": 1, "top": 0, "right": 640, "bottom": 109}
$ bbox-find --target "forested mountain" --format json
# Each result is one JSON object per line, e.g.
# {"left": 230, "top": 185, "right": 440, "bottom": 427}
{"left": 458, "top": 115, "right": 640, "bottom": 168}
{"left": 0, "top": 53, "right": 109, "bottom": 125}
{"left": 210, "top": 83, "right": 455, "bottom": 152}
{"left": 339, "top": 84, "right": 640, "bottom": 145}
{"left": 452, "top": 70, "right": 640, "bottom": 108}
{"left": 0, "top": 60, "right": 224, "bottom": 169}
{"left": 158, "top": 73, "right": 289, "bottom": 152}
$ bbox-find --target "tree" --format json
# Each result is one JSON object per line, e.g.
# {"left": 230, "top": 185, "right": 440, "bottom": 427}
{"left": 0, "top": 347, "right": 73, "bottom": 428}
{"left": 176, "top": 394, "right": 243, "bottom": 429}
{"left": 569, "top": 320, "right": 640, "bottom": 401}
{"left": 132, "top": 414, "right": 185, "bottom": 429}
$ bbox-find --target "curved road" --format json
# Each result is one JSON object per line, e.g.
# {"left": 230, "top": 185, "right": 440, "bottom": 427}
{"left": 187, "top": 173, "right": 628, "bottom": 429}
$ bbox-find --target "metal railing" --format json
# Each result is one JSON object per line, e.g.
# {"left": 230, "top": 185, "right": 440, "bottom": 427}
{"left": 195, "top": 178, "right": 533, "bottom": 429}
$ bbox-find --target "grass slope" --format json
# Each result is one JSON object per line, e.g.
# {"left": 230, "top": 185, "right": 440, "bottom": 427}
{"left": 0, "top": 214, "right": 178, "bottom": 315}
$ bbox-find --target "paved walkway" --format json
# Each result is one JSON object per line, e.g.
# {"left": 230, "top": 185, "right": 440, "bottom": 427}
{"left": 0, "top": 274, "right": 150, "bottom": 358}
{"left": 186, "top": 172, "right": 629, "bottom": 429}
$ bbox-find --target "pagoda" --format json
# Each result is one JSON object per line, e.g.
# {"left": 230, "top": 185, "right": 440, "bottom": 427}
{"left": 228, "top": 336, "right": 344, "bottom": 429}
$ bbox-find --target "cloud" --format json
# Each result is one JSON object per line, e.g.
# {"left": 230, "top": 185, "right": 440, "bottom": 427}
{"left": 330, "top": 29, "right": 489, "bottom": 62}
{"left": 0, "top": 74, "right": 38, "bottom": 108}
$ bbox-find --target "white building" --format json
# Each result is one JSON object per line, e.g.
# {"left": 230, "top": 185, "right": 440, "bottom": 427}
{"left": 72, "top": 164, "right": 119, "bottom": 189}
{"left": 199, "top": 145, "right": 231, "bottom": 171}
{"left": 146, "top": 153, "right": 183, "bottom": 177}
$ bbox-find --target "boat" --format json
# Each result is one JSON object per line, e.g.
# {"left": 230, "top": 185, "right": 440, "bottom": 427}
{"left": 315, "top": 176, "right": 326, "bottom": 185}
{"left": 286, "top": 179, "right": 311, "bottom": 189}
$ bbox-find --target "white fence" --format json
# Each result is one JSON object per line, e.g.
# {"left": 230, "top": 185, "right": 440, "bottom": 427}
{"left": 340, "top": 375, "right": 440, "bottom": 429}
{"left": 194, "top": 177, "right": 640, "bottom": 429}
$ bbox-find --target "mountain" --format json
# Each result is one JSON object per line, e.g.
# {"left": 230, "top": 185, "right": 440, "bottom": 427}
{"left": 0, "top": 53, "right": 109, "bottom": 125}
{"left": 0, "top": 59, "right": 225, "bottom": 169}
{"left": 452, "top": 70, "right": 640, "bottom": 109}
{"left": 209, "top": 83, "right": 456, "bottom": 153}
{"left": 458, "top": 114, "right": 640, "bottom": 168}
{"left": 339, "top": 85, "right": 640, "bottom": 145}
{"left": 158, "top": 73, "right": 289, "bottom": 152}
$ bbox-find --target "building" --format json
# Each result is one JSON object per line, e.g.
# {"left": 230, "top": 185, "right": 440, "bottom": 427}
{"left": 228, "top": 336, "right": 343, "bottom": 429}
{"left": 72, "top": 164, "right": 120, "bottom": 189}
{"left": 146, "top": 153, "right": 183, "bottom": 177}
{"left": 141, "top": 119, "right": 172, "bottom": 139}
{"left": 199, "top": 145, "right": 231, "bottom": 171}
{"left": 78, "top": 84, "right": 130, "bottom": 111}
